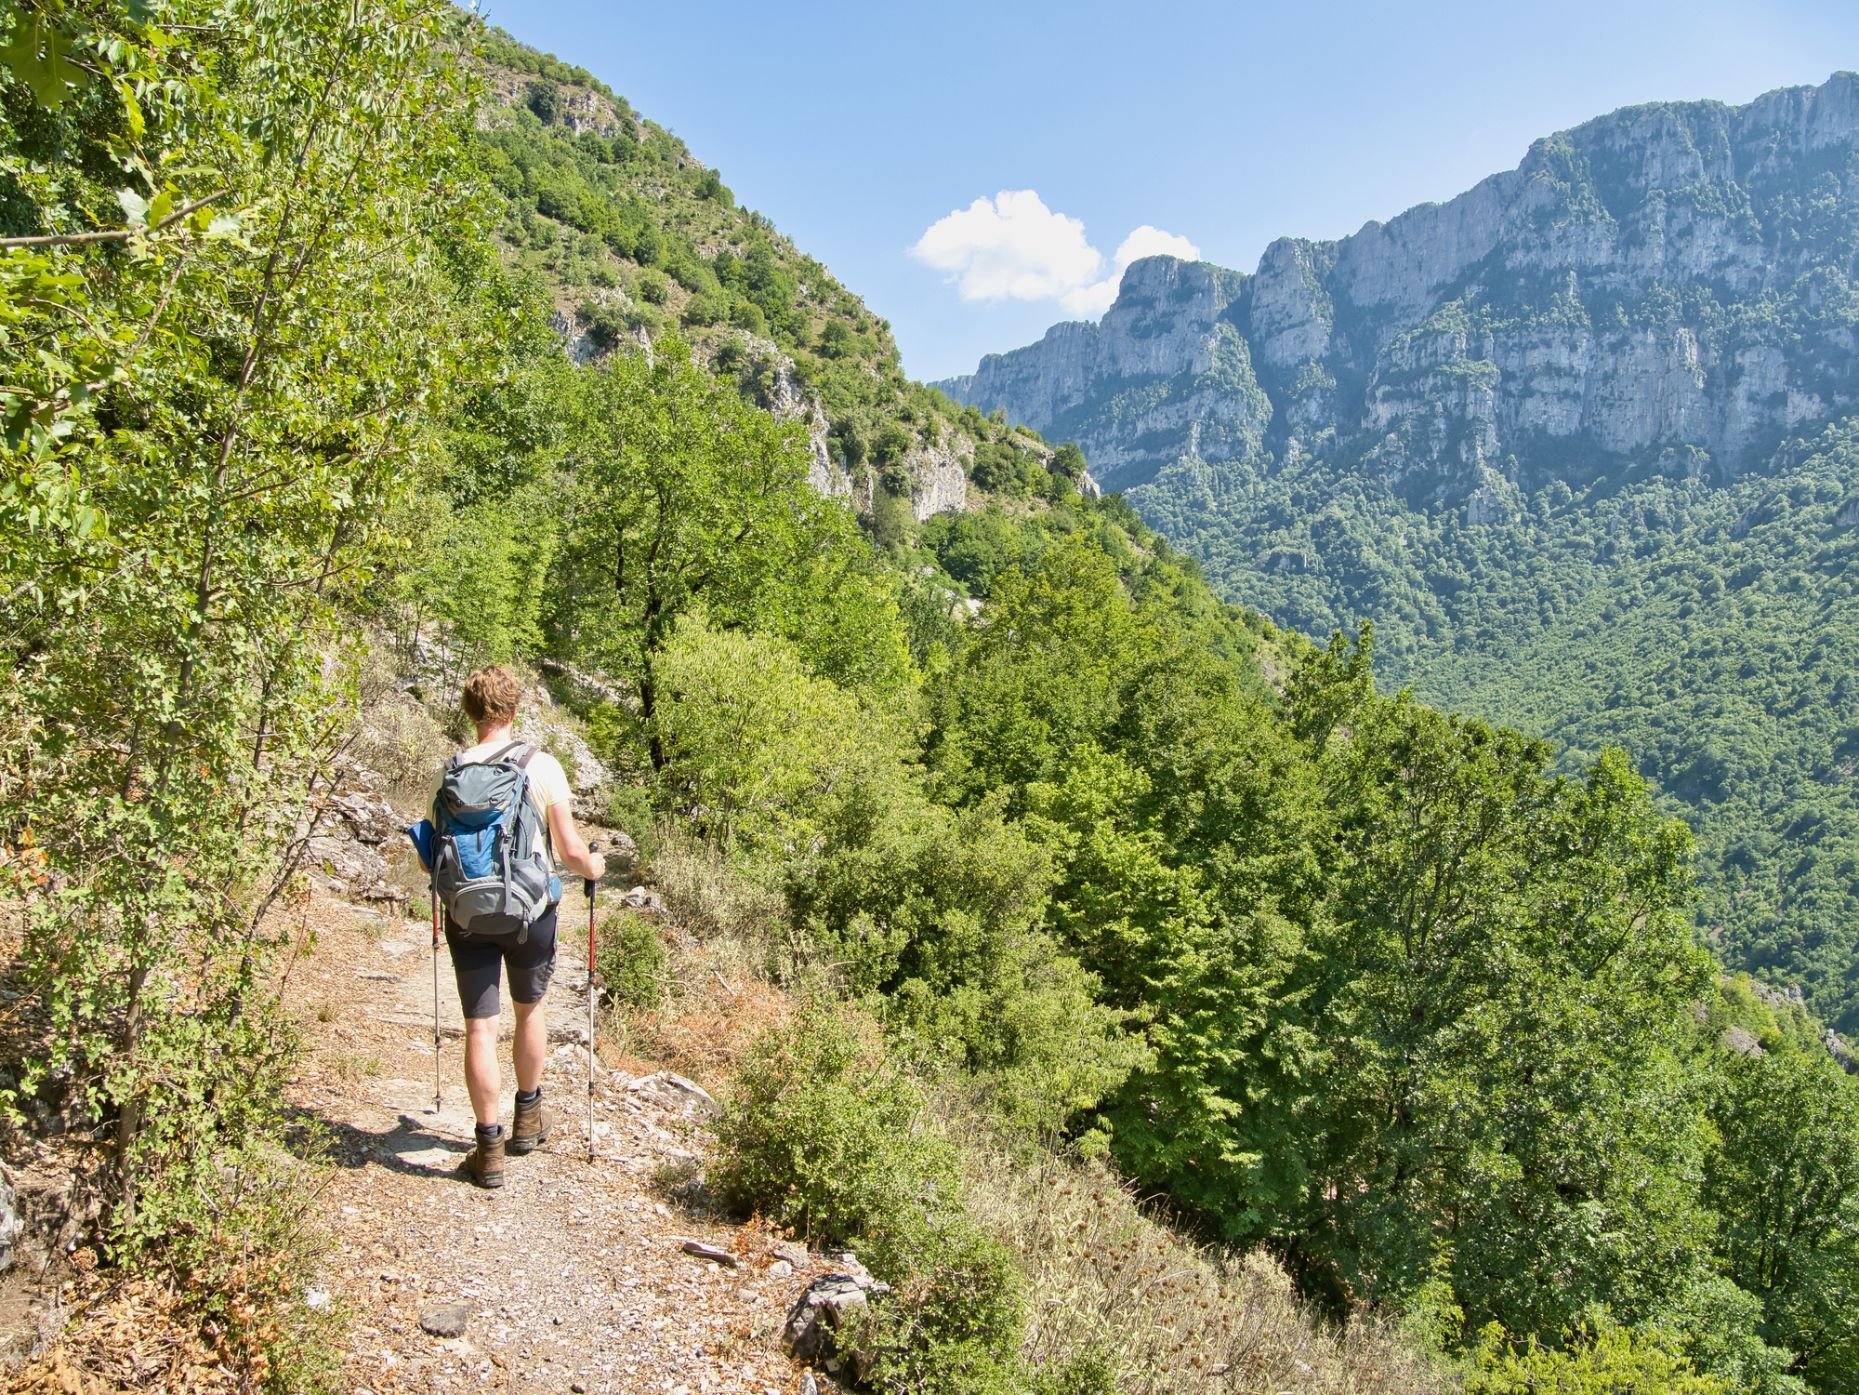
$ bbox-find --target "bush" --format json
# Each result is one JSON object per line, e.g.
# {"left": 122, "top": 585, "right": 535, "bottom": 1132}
{"left": 1467, "top": 1323, "right": 1727, "bottom": 1395}
{"left": 712, "top": 1005, "right": 1026, "bottom": 1394}
{"left": 578, "top": 298, "right": 630, "bottom": 350}
{"left": 681, "top": 292, "right": 723, "bottom": 327}
{"left": 525, "top": 77, "right": 563, "bottom": 124}
{"left": 865, "top": 1215, "right": 1025, "bottom": 1395}
{"left": 712, "top": 1003, "right": 949, "bottom": 1244}
{"left": 635, "top": 268, "right": 669, "bottom": 304}
{"left": 594, "top": 908, "right": 666, "bottom": 1008}
{"left": 599, "top": 781, "right": 656, "bottom": 857}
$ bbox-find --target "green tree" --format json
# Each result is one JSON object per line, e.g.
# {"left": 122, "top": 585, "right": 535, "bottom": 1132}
{"left": 1706, "top": 1048, "right": 1859, "bottom": 1393}
{"left": 552, "top": 340, "right": 894, "bottom": 763}
{"left": 0, "top": 0, "right": 484, "bottom": 1307}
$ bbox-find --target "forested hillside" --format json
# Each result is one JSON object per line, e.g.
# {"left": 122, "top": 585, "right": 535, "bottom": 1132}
{"left": 4, "top": 8, "right": 1859, "bottom": 1395}
{"left": 940, "top": 76, "right": 1859, "bottom": 1034}
{"left": 1139, "top": 421, "right": 1859, "bottom": 1030}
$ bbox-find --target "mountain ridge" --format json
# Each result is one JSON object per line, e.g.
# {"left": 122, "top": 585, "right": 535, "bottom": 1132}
{"left": 939, "top": 70, "right": 1859, "bottom": 494}
{"left": 936, "top": 70, "right": 1859, "bottom": 1031}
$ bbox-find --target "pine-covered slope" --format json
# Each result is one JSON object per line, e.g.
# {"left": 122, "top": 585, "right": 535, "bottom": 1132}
{"left": 939, "top": 74, "right": 1859, "bottom": 1032}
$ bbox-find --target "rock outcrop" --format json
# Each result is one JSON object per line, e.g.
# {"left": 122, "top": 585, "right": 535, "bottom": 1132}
{"left": 782, "top": 1253, "right": 892, "bottom": 1382}
{"left": 939, "top": 73, "right": 1859, "bottom": 503}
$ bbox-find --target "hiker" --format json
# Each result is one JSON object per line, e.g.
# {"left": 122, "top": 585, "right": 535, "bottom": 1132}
{"left": 427, "top": 665, "right": 606, "bottom": 1189}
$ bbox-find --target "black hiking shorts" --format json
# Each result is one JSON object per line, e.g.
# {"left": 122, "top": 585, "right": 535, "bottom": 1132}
{"left": 445, "top": 905, "right": 558, "bottom": 1019}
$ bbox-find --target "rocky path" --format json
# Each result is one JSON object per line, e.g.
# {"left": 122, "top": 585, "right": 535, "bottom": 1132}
{"left": 284, "top": 896, "right": 816, "bottom": 1395}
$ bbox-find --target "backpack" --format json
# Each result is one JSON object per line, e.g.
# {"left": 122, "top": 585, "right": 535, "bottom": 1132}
{"left": 431, "top": 742, "right": 560, "bottom": 942}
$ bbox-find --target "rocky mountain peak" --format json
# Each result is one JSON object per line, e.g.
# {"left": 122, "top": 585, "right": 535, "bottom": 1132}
{"left": 938, "top": 72, "right": 1859, "bottom": 500}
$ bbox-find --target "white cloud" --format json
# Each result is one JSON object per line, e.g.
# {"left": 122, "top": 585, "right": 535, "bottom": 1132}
{"left": 910, "top": 191, "right": 1199, "bottom": 320}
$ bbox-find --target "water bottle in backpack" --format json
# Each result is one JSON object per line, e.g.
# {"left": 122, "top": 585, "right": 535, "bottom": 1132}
{"left": 431, "top": 742, "right": 561, "bottom": 942}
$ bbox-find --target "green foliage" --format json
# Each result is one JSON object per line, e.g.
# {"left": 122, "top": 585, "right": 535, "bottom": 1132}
{"left": 0, "top": 0, "right": 489, "bottom": 1378}
{"left": 653, "top": 618, "right": 900, "bottom": 859}
{"left": 655, "top": 618, "right": 1140, "bottom": 1135}
{"left": 1135, "top": 420, "right": 1859, "bottom": 1039}
{"left": 710, "top": 1000, "right": 952, "bottom": 1245}
{"left": 1466, "top": 1323, "right": 1727, "bottom": 1395}
{"left": 594, "top": 908, "right": 666, "bottom": 1008}
{"left": 15, "top": 13, "right": 1856, "bottom": 1393}
{"left": 397, "top": 485, "right": 557, "bottom": 666}
{"left": 550, "top": 340, "right": 906, "bottom": 763}
{"left": 1705, "top": 1046, "right": 1859, "bottom": 1393}
{"left": 711, "top": 1004, "right": 1024, "bottom": 1394}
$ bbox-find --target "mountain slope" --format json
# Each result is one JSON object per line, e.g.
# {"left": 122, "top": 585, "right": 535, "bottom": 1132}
{"left": 472, "top": 26, "right": 1094, "bottom": 527}
{"left": 939, "top": 74, "right": 1859, "bottom": 1031}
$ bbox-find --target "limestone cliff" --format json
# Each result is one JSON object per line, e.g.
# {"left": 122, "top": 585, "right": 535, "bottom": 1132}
{"left": 939, "top": 72, "right": 1859, "bottom": 501}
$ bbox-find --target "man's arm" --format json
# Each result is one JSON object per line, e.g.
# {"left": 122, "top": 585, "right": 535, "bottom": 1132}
{"left": 548, "top": 798, "right": 606, "bottom": 882}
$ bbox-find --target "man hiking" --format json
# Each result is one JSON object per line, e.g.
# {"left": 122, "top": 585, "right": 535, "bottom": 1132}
{"left": 426, "top": 664, "right": 606, "bottom": 1189}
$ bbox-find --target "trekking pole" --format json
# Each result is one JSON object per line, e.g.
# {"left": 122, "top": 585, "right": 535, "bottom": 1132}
{"left": 430, "top": 875, "right": 443, "bottom": 1114}
{"left": 585, "top": 841, "right": 601, "bottom": 1162}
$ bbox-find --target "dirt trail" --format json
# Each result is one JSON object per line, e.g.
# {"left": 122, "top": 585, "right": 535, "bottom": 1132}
{"left": 284, "top": 895, "right": 814, "bottom": 1395}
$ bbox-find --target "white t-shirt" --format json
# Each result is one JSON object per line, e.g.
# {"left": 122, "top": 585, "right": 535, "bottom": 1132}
{"left": 441, "top": 739, "right": 573, "bottom": 826}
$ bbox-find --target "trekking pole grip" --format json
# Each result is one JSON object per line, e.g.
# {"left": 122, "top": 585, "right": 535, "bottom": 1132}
{"left": 585, "top": 841, "right": 600, "bottom": 986}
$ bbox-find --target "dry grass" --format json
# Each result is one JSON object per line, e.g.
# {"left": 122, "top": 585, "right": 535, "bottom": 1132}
{"left": 648, "top": 832, "right": 786, "bottom": 967}
{"left": 616, "top": 829, "right": 794, "bottom": 1080}
{"left": 348, "top": 640, "right": 452, "bottom": 809}
{"left": 962, "top": 1141, "right": 1453, "bottom": 1395}
{"left": 325, "top": 1048, "right": 382, "bottom": 1084}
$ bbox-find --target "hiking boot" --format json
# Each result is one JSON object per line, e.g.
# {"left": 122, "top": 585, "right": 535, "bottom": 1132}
{"left": 461, "top": 1129, "right": 505, "bottom": 1189}
{"left": 508, "top": 1090, "right": 553, "bottom": 1156}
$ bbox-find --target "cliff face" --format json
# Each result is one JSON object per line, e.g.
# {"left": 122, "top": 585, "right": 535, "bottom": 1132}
{"left": 938, "top": 73, "right": 1859, "bottom": 499}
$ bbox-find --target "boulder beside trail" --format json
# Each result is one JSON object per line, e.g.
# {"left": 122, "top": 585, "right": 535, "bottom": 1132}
{"left": 783, "top": 1254, "right": 891, "bottom": 1382}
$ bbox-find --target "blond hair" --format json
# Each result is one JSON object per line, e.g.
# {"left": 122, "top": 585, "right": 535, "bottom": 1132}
{"left": 461, "top": 665, "right": 522, "bottom": 727}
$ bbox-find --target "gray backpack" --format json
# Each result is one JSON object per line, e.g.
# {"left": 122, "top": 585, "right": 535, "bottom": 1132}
{"left": 432, "top": 742, "right": 559, "bottom": 942}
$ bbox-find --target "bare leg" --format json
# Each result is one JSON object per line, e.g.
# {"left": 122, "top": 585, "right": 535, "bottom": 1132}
{"left": 463, "top": 1015, "right": 501, "bottom": 1126}
{"left": 512, "top": 997, "right": 547, "bottom": 1095}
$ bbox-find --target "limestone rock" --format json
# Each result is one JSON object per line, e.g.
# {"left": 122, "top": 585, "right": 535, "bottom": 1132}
{"left": 782, "top": 1257, "right": 892, "bottom": 1381}
{"left": 0, "top": 1167, "right": 20, "bottom": 1273}
{"left": 1720, "top": 1025, "right": 1764, "bottom": 1058}
{"left": 937, "top": 73, "right": 1859, "bottom": 501}
{"left": 906, "top": 429, "right": 971, "bottom": 521}
{"left": 328, "top": 789, "right": 400, "bottom": 846}
{"left": 629, "top": 1070, "right": 718, "bottom": 1118}
{"left": 304, "top": 835, "right": 402, "bottom": 908}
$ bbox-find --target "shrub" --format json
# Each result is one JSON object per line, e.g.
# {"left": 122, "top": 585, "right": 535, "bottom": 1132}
{"left": 578, "top": 298, "right": 630, "bottom": 350}
{"left": 650, "top": 830, "right": 787, "bottom": 954}
{"left": 712, "top": 1005, "right": 1026, "bottom": 1393}
{"left": 681, "top": 292, "right": 723, "bottom": 326}
{"left": 594, "top": 908, "right": 667, "bottom": 1008}
{"left": 525, "top": 76, "right": 563, "bottom": 123}
{"left": 1467, "top": 1323, "right": 1727, "bottom": 1395}
{"left": 865, "top": 1215, "right": 1025, "bottom": 1395}
{"left": 635, "top": 268, "right": 669, "bottom": 304}
{"left": 712, "top": 1002, "right": 948, "bottom": 1244}
{"left": 599, "top": 781, "right": 656, "bottom": 856}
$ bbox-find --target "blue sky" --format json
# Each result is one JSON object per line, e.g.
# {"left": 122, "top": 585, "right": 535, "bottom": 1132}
{"left": 489, "top": 1, "right": 1859, "bottom": 381}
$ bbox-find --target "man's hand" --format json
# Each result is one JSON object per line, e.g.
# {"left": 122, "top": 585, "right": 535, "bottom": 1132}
{"left": 548, "top": 798, "right": 608, "bottom": 883}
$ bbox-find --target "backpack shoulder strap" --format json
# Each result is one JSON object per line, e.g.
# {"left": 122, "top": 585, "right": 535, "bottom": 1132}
{"left": 476, "top": 740, "right": 533, "bottom": 769}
